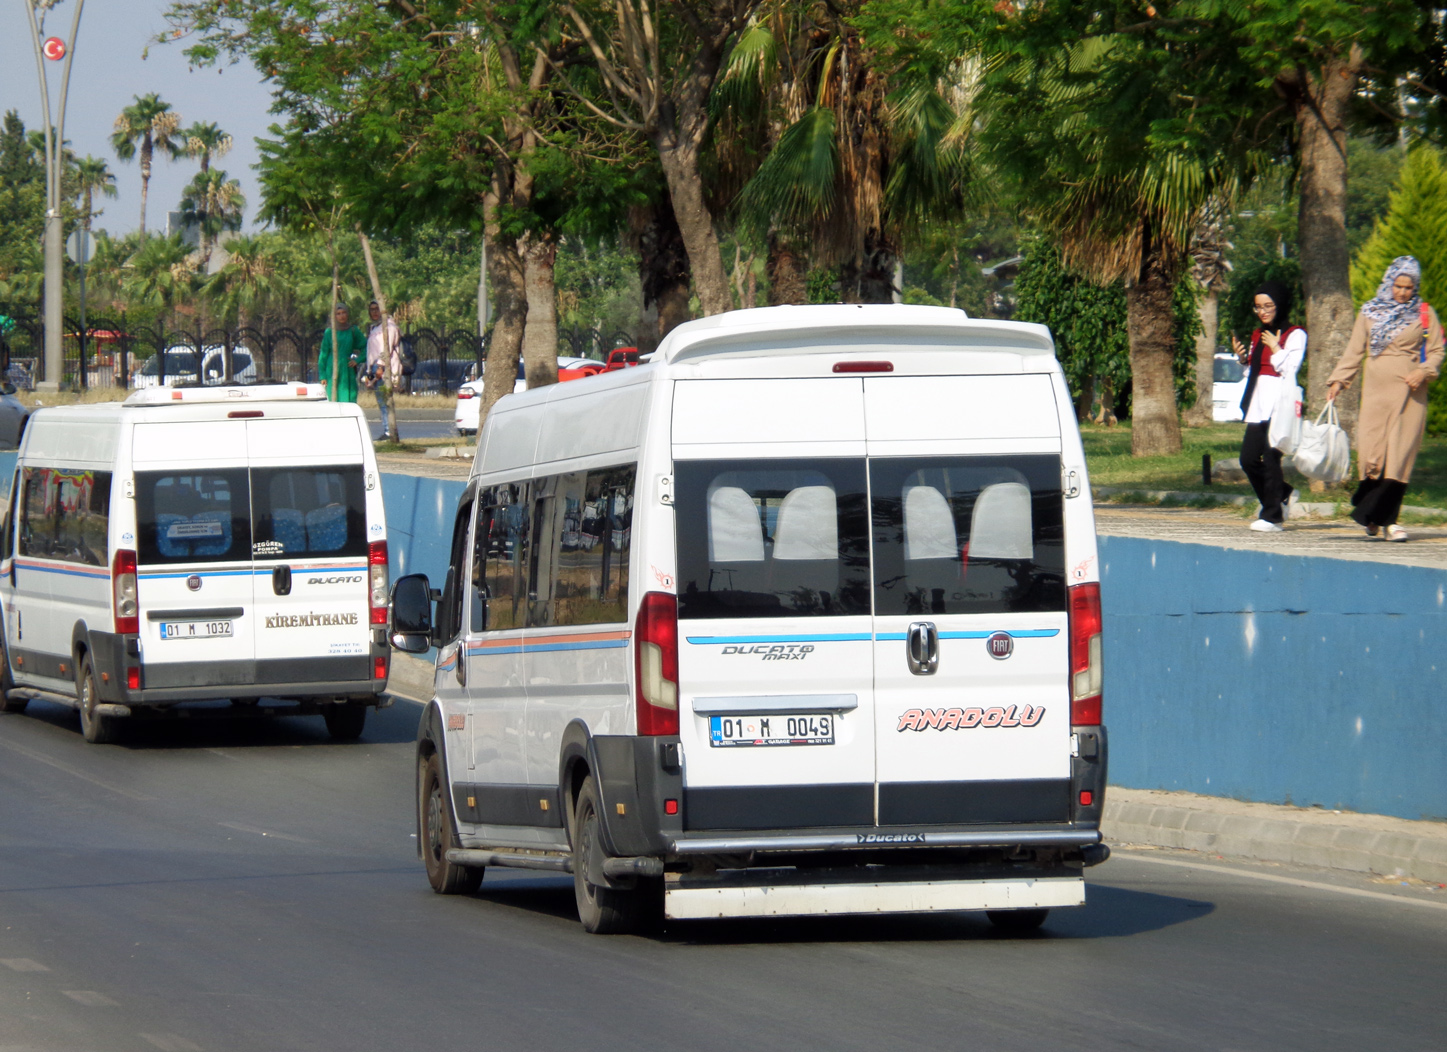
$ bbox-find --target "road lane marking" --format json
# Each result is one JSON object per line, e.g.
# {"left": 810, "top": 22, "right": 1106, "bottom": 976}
{"left": 1117, "top": 851, "right": 1447, "bottom": 912}
{"left": 141, "top": 1035, "right": 203, "bottom": 1051}
{"left": 218, "top": 822, "right": 312, "bottom": 844}
{"left": 0, "top": 739, "right": 154, "bottom": 801}
{"left": 0, "top": 958, "right": 49, "bottom": 972}
{"left": 62, "top": 990, "right": 119, "bottom": 1006}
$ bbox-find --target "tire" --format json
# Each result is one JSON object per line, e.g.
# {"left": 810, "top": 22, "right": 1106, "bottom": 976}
{"left": 0, "top": 634, "right": 26, "bottom": 714}
{"left": 986, "top": 908, "right": 1049, "bottom": 933}
{"left": 323, "top": 702, "right": 367, "bottom": 740}
{"left": 77, "top": 655, "right": 118, "bottom": 745}
{"left": 420, "top": 751, "right": 483, "bottom": 895}
{"left": 571, "top": 775, "right": 653, "bottom": 934}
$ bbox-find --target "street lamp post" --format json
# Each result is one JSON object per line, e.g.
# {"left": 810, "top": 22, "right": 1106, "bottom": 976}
{"left": 23, "top": 0, "right": 86, "bottom": 393}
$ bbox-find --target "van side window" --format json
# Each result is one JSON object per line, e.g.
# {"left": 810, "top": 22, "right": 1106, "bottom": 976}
{"left": 478, "top": 483, "right": 529, "bottom": 631}
{"left": 19, "top": 467, "right": 112, "bottom": 566}
{"left": 870, "top": 455, "right": 1065, "bottom": 616}
{"left": 527, "top": 466, "right": 635, "bottom": 628}
{"left": 675, "top": 459, "right": 870, "bottom": 620}
{"left": 136, "top": 470, "right": 251, "bottom": 565}
{"left": 252, "top": 467, "right": 367, "bottom": 559}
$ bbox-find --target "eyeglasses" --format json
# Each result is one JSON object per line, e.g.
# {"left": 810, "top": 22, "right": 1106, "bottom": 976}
{"left": 1253, "top": 304, "right": 1276, "bottom": 314}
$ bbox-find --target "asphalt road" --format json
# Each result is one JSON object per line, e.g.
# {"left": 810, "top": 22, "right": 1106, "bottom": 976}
{"left": 1, "top": 699, "right": 1443, "bottom": 1052}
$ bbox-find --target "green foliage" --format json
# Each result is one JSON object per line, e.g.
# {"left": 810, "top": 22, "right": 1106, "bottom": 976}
{"left": 1348, "top": 146, "right": 1447, "bottom": 433}
{"left": 0, "top": 112, "right": 43, "bottom": 303}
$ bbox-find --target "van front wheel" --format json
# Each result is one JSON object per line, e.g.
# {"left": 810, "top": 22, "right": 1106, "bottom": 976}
{"left": 571, "top": 776, "right": 653, "bottom": 935}
{"left": 420, "top": 752, "right": 483, "bottom": 895}
{"left": 324, "top": 702, "right": 367, "bottom": 740}
{"left": 77, "top": 656, "right": 117, "bottom": 745}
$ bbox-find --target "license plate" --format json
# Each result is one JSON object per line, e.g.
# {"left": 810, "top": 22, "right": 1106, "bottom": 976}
{"left": 709, "top": 713, "right": 834, "bottom": 747}
{"left": 160, "top": 620, "right": 233, "bottom": 640}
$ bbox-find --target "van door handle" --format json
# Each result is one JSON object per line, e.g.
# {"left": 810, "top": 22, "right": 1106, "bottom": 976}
{"left": 906, "top": 621, "right": 938, "bottom": 675}
{"left": 273, "top": 565, "right": 292, "bottom": 596}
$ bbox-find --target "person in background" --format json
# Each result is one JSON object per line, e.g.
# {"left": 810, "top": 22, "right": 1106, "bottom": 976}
{"left": 1327, "top": 255, "right": 1444, "bottom": 542}
{"left": 317, "top": 305, "right": 365, "bottom": 403}
{"left": 1230, "top": 280, "right": 1307, "bottom": 533}
{"left": 363, "top": 300, "right": 401, "bottom": 440}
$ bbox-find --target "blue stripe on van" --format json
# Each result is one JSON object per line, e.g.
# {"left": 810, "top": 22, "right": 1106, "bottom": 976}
{"left": 139, "top": 570, "right": 255, "bottom": 579}
{"left": 526, "top": 639, "right": 629, "bottom": 654}
{"left": 875, "top": 629, "right": 1060, "bottom": 641}
{"left": 16, "top": 563, "right": 110, "bottom": 579}
{"left": 685, "top": 633, "right": 873, "bottom": 645}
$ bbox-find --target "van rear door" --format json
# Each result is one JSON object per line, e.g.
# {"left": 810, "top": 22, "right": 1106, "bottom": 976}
{"left": 133, "top": 422, "right": 257, "bottom": 690}
{"left": 672, "top": 379, "right": 877, "bottom": 831}
{"left": 246, "top": 418, "right": 373, "bottom": 689}
{"left": 865, "top": 374, "right": 1073, "bottom": 827}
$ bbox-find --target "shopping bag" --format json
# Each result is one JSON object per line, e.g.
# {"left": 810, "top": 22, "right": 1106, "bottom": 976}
{"left": 1292, "top": 403, "right": 1351, "bottom": 484}
{"left": 1268, "top": 382, "right": 1304, "bottom": 454}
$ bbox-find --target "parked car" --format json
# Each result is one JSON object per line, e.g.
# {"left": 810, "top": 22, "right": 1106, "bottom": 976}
{"left": 0, "top": 381, "right": 30, "bottom": 449}
{"left": 453, "top": 356, "right": 602, "bottom": 435}
{"left": 604, "top": 347, "right": 642, "bottom": 371}
{"left": 409, "top": 356, "right": 474, "bottom": 395}
{"left": 1212, "top": 352, "right": 1246, "bottom": 422}
{"left": 132, "top": 347, "right": 257, "bottom": 388}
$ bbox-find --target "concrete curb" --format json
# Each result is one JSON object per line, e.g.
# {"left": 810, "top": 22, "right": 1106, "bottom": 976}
{"left": 1104, "top": 788, "right": 1447, "bottom": 884}
{"left": 1093, "top": 486, "right": 1447, "bottom": 520}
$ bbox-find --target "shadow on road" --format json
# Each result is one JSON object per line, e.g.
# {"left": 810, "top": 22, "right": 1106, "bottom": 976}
{"left": 3, "top": 695, "right": 421, "bottom": 750}
{"left": 460, "top": 872, "right": 1215, "bottom": 944}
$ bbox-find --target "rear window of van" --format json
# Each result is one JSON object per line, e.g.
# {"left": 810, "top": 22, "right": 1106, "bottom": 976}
{"left": 251, "top": 467, "right": 367, "bottom": 559}
{"left": 136, "top": 470, "right": 251, "bottom": 565}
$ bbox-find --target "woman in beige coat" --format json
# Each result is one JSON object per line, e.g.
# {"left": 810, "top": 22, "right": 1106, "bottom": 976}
{"left": 1327, "top": 256, "right": 1444, "bottom": 541}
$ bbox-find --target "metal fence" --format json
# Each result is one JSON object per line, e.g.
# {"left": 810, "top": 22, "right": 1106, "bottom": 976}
{"left": 0, "top": 310, "right": 638, "bottom": 395}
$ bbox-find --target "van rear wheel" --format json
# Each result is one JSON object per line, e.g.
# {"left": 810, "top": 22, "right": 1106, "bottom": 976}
{"left": 420, "top": 752, "right": 483, "bottom": 895}
{"left": 323, "top": 702, "right": 367, "bottom": 740}
{"left": 986, "top": 908, "right": 1049, "bottom": 933}
{"left": 77, "top": 656, "right": 118, "bottom": 745}
{"left": 571, "top": 775, "right": 653, "bottom": 935}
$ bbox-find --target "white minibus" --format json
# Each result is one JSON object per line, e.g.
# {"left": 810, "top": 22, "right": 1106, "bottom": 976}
{"left": 389, "top": 305, "right": 1109, "bottom": 932}
{"left": 0, "top": 383, "right": 392, "bottom": 743}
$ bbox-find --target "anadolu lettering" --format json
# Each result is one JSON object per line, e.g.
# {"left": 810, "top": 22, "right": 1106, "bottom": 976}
{"left": 895, "top": 705, "right": 1045, "bottom": 732}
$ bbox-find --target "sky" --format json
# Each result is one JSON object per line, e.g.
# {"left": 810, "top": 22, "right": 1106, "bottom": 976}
{"left": 0, "top": 0, "right": 275, "bottom": 237}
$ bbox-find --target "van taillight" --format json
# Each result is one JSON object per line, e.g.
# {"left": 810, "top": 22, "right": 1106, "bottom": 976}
{"left": 1069, "top": 582, "right": 1103, "bottom": 725}
{"left": 369, "top": 541, "right": 389, "bottom": 625}
{"left": 633, "top": 591, "right": 679, "bottom": 736}
{"left": 113, "top": 549, "right": 139, "bottom": 635}
{"left": 456, "top": 389, "right": 475, "bottom": 399}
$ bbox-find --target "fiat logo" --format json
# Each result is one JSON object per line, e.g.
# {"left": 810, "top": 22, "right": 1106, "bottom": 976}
{"left": 986, "top": 631, "right": 1013, "bottom": 660}
{"left": 186, "top": 575, "right": 202, "bottom": 592}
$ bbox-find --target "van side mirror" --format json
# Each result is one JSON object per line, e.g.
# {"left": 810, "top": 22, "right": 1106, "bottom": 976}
{"left": 0, "top": 382, "right": 15, "bottom": 396}
{"left": 389, "top": 573, "right": 434, "bottom": 653}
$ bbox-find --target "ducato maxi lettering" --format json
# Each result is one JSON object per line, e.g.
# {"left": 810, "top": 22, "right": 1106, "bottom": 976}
{"left": 721, "top": 643, "right": 815, "bottom": 661}
{"left": 308, "top": 576, "right": 364, "bottom": 585}
{"left": 265, "top": 612, "right": 360, "bottom": 629}
{"left": 895, "top": 705, "right": 1046, "bottom": 731}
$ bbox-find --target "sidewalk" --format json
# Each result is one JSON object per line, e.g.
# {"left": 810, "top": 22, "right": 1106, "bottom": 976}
{"left": 1105, "top": 787, "right": 1447, "bottom": 884}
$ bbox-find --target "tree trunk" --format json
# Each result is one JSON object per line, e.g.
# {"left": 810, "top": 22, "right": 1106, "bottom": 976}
{"left": 328, "top": 234, "right": 340, "bottom": 400}
{"left": 842, "top": 232, "right": 898, "bottom": 304}
{"left": 1125, "top": 243, "right": 1183, "bottom": 455}
{"left": 654, "top": 129, "right": 729, "bottom": 316}
{"left": 767, "top": 233, "right": 807, "bottom": 305}
{"left": 521, "top": 232, "right": 559, "bottom": 389}
{"left": 1289, "top": 50, "right": 1362, "bottom": 434}
{"left": 139, "top": 154, "right": 152, "bottom": 238}
{"left": 632, "top": 196, "right": 692, "bottom": 350}
{"left": 478, "top": 190, "right": 528, "bottom": 426}
{"left": 1184, "top": 286, "right": 1219, "bottom": 427}
{"left": 356, "top": 224, "right": 399, "bottom": 442}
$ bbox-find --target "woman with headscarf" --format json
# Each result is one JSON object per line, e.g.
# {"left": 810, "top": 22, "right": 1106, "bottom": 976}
{"left": 1229, "top": 280, "right": 1307, "bottom": 533}
{"left": 1327, "top": 256, "right": 1444, "bottom": 541}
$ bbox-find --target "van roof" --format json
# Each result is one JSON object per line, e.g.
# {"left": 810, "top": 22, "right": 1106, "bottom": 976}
{"left": 652, "top": 305, "right": 1055, "bottom": 365}
{"left": 123, "top": 383, "right": 328, "bottom": 406}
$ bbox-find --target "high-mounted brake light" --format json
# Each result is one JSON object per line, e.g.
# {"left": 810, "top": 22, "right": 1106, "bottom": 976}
{"left": 832, "top": 361, "right": 894, "bottom": 373}
{"left": 113, "top": 549, "right": 138, "bottom": 635}
{"left": 368, "top": 541, "right": 389, "bottom": 625}
{"left": 633, "top": 591, "right": 679, "bottom": 736}
{"left": 1069, "top": 582, "right": 1103, "bottom": 725}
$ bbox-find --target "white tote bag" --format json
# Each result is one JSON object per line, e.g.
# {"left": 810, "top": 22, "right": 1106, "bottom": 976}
{"left": 1268, "top": 381, "right": 1304, "bottom": 454}
{"left": 1292, "top": 403, "right": 1351, "bottom": 484}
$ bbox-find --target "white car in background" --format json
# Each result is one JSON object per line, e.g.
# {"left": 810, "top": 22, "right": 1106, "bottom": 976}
{"left": 453, "top": 356, "right": 601, "bottom": 435}
{"left": 132, "top": 347, "right": 258, "bottom": 388}
{"left": 1212, "top": 352, "right": 1246, "bottom": 422}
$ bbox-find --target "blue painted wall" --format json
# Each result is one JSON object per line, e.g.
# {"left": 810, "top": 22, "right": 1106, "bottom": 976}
{"left": 371, "top": 474, "right": 1446, "bottom": 823}
{"left": 381, "top": 473, "right": 466, "bottom": 589}
{"left": 1100, "top": 536, "right": 1447, "bottom": 822}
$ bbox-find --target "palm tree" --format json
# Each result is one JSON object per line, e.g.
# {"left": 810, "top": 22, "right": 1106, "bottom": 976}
{"left": 111, "top": 94, "right": 184, "bottom": 238}
{"left": 183, "top": 121, "right": 232, "bottom": 177}
{"left": 178, "top": 169, "right": 246, "bottom": 270}
{"left": 73, "top": 156, "right": 118, "bottom": 234}
{"left": 201, "top": 234, "right": 275, "bottom": 327}
{"left": 121, "top": 233, "right": 197, "bottom": 312}
{"left": 1185, "top": 203, "right": 1233, "bottom": 427}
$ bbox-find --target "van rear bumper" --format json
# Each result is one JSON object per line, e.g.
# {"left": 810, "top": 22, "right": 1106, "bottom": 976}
{"left": 667, "top": 826, "right": 1100, "bottom": 855}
